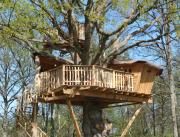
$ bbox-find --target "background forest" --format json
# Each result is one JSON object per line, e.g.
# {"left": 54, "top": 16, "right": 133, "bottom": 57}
{"left": 0, "top": 0, "right": 180, "bottom": 137}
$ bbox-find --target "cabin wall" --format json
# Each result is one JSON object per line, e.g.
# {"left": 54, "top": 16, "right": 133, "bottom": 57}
{"left": 138, "top": 66, "right": 157, "bottom": 94}
{"left": 131, "top": 64, "right": 144, "bottom": 93}
{"left": 108, "top": 64, "right": 142, "bottom": 93}
{"left": 109, "top": 64, "right": 143, "bottom": 93}
{"left": 110, "top": 64, "right": 158, "bottom": 94}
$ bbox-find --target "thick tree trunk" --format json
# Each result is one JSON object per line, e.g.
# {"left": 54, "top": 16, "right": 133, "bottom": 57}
{"left": 82, "top": 100, "right": 110, "bottom": 137}
{"left": 165, "top": 13, "right": 179, "bottom": 137}
{"left": 167, "top": 45, "right": 178, "bottom": 137}
{"left": 163, "top": 1, "right": 178, "bottom": 136}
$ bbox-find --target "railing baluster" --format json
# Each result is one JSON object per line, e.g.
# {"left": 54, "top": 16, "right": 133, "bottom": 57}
{"left": 123, "top": 73, "right": 124, "bottom": 90}
{"left": 62, "top": 65, "right": 64, "bottom": 85}
{"left": 37, "top": 65, "right": 134, "bottom": 94}
{"left": 83, "top": 67, "right": 85, "bottom": 85}
{"left": 101, "top": 68, "right": 102, "bottom": 87}
{"left": 112, "top": 71, "right": 114, "bottom": 88}
{"left": 128, "top": 74, "right": 130, "bottom": 91}
{"left": 84, "top": 67, "right": 86, "bottom": 85}
{"left": 131, "top": 75, "right": 133, "bottom": 91}
{"left": 69, "top": 66, "right": 71, "bottom": 85}
{"left": 79, "top": 66, "right": 80, "bottom": 85}
{"left": 77, "top": 66, "right": 79, "bottom": 85}
{"left": 89, "top": 67, "right": 90, "bottom": 85}
{"left": 121, "top": 73, "right": 123, "bottom": 90}
{"left": 91, "top": 66, "right": 93, "bottom": 85}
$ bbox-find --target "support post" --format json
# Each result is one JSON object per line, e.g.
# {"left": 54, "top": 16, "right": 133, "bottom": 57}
{"left": 32, "top": 102, "right": 38, "bottom": 122}
{"left": 113, "top": 70, "right": 115, "bottom": 88}
{"left": 32, "top": 102, "right": 38, "bottom": 137}
{"left": 67, "top": 98, "right": 83, "bottom": 137}
{"left": 120, "top": 105, "right": 143, "bottom": 137}
{"left": 91, "top": 65, "right": 95, "bottom": 86}
{"left": 62, "top": 65, "right": 65, "bottom": 85}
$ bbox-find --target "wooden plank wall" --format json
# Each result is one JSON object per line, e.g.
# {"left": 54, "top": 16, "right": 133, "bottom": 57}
{"left": 139, "top": 67, "right": 157, "bottom": 94}
{"left": 112, "top": 64, "right": 157, "bottom": 95}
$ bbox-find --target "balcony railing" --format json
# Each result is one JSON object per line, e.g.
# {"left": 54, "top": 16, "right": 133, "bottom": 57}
{"left": 35, "top": 65, "right": 134, "bottom": 93}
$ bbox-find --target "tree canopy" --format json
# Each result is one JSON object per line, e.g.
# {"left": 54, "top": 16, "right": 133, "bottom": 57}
{"left": 1, "top": 0, "right": 178, "bottom": 65}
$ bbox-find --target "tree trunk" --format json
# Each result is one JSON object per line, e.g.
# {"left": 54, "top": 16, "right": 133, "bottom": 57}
{"left": 50, "top": 104, "right": 55, "bottom": 137}
{"left": 45, "top": 104, "right": 49, "bottom": 132}
{"left": 166, "top": 45, "right": 178, "bottom": 137}
{"left": 152, "top": 99, "right": 156, "bottom": 136}
{"left": 160, "top": 98, "right": 165, "bottom": 137}
{"left": 82, "top": 100, "right": 109, "bottom": 137}
{"left": 163, "top": 1, "right": 179, "bottom": 136}
{"left": 32, "top": 103, "right": 38, "bottom": 122}
{"left": 165, "top": 14, "right": 179, "bottom": 137}
{"left": 165, "top": 10, "right": 179, "bottom": 137}
{"left": 2, "top": 102, "right": 8, "bottom": 137}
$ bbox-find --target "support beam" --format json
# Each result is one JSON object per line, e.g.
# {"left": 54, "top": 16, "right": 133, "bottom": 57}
{"left": 67, "top": 98, "right": 83, "bottom": 137}
{"left": 63, "top": 88, "right": 149, "bottom": 103}
{"left": 32, "top": 102, "right": 38, "bottom": 122}
{"left": 105, "top": 102, "right": 141, "bottom": 108}
{"left": 120, "top": 105, "right": 143, "bottom": 137}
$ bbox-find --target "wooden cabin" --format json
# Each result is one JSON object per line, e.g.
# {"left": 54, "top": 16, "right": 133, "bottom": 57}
{"left": 34, "top": 54, "right": 162, "bottom": 107}
{"left": 108, "top": 59, "right": 162, "bottom": 95}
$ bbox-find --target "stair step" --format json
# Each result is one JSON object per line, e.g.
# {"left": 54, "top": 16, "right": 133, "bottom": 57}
{"left": 16, "top": 90, "right": 48, "bottom": 137}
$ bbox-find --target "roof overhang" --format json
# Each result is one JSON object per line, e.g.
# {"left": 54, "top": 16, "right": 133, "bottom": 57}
{"left": 108, "top": 59, "right": 163, "bottom": 75}
{"left": 33, "top": 52, "right": 73, "bottom": 72}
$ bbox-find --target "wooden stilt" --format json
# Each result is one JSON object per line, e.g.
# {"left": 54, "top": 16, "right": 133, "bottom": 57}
{"left": 67, "top": 98, "right": 83, "bottom": 137}
{"left": 32, "top": 102, "right": 38, "bottom": 122}
{"left": 120, "top": 105, "right": 143, "bottom": 137}
{"left": 32, "top": 102, "right": 38, "bottom": 137}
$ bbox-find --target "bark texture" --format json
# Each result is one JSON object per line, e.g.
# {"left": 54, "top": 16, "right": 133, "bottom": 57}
{"left": 2, "top": 102, "right": 8, "bottom": 137}
{"left": 165, "top": 1, "right": 179, "bottom": 136}
{"left": 166, "top": 35, "right": 179, "bottom": 137}
{"left": 83, "top": 100, "right": 111, "bottom": 137}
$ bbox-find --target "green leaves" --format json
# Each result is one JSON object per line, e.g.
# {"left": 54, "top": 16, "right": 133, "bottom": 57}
{"left": 169, "top": 2, "right": 180, "bottom": 38}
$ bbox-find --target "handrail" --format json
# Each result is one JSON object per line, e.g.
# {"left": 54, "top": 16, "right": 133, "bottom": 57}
{"left": 17, "top": 89, "right": 49, "bottom": 137}
{"left": 36, "top": 65, "right": 134, "bottom": 93}
{"left": 44, "top": 65, "right": 130, "bottom": 74}
{"left": 37, "top": 127, "right": 48, "bottom": 137}
{"left": 18, "top": 122, "right": 32, "bottom": 137}
{"left": 17, "top": 111, "right": 49, "bottom": 137}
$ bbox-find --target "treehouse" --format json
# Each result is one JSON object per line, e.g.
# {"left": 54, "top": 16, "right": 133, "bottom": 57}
{"left": 34, "top": 53, "right": 162, "bottom": 107}
{"left": 15, "top": 28, "right": 163, "bottom": 137}
{"left": 108, "top": 59, "right": 163, "bottom": 95}
{"left": 15, "top": 53, "right": 162, "bottom": 137}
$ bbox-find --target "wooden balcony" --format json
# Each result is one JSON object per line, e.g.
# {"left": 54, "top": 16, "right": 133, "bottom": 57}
{"left": 35, "top": 65, "right": 151, "bottom": 106}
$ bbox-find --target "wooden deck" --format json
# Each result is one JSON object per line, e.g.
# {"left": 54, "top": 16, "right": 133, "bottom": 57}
{"left": 35, "top": 65, "right": 151, "bottom": 106}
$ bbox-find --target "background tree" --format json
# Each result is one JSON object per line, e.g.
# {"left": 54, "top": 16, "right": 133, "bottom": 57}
{"left": 0, "top": 44, "right": 34, "bottom": 137}
{"left": 129, "top": 0, "right": 180, "bottom": 136}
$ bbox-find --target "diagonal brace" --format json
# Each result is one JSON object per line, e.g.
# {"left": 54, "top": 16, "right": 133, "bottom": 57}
{"left": 120, "top": 105, "right": 143, "bottom": 137}
{"left": 67, "top": 98, "right": 83, "bottom": 137}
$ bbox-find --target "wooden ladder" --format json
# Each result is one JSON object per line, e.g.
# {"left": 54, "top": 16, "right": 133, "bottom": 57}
{"left": 16, "top": 89, "right": 48, "bottom": 137}
{"left": 17, "top": 111, "right": 48, "bottom": 137}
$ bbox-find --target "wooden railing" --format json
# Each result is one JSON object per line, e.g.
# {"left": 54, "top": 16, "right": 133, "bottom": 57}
{"left": 17, "top": 89, "right": 37, "bottom": 113}
{"left": 17, "top": 122, "right": 31, "bottom": 137}
{"left": 17, "top": 111, "right": 49, "bottom": 137}
{"left": 16, "top": 89, "right": 49, "bottom": 137}
{"left": 36, "top": 65, "right": 134, "bottom": 93}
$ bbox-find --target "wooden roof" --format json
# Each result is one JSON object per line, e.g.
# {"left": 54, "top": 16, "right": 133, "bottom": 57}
{"left": 108, "top": 59, "right": 163, "bottom": 75}
{"left": 33, "top": 52, "right": 73, "bottom": 72}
